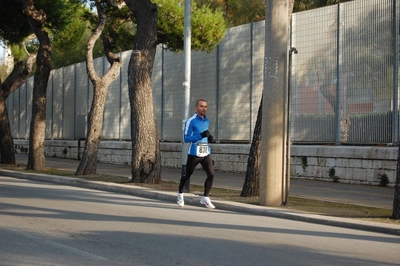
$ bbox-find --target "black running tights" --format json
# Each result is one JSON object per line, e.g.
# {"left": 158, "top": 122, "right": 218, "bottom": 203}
{"left": 178, "top": 155, "right": 215, "bottom": 196}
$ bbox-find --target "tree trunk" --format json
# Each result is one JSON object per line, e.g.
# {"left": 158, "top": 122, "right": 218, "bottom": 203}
{"left": 22, "top": 0, "right": 52, "bottom": 170}
{"left": 75, "top": 0, "right": 122, "bottom": 175}
{"left": 241, "top": 2, "right": 295, "bottom": 196}
{"left": 124, "top": 0, "right": 161, "bottom": 183}
{"left": 0, "top": 93, "right": 15, "bottom": 164}
{"left": 241, "top": 96, "right": 262, "bottom": 197}
{"left": 76, "top": 83, "right": 109, "bottom": 175}
{"left": 392, "top": 143, "right": 400, "bottom": 219}
{"left": 0, "top": 54, "right": 36, "bottom": 165}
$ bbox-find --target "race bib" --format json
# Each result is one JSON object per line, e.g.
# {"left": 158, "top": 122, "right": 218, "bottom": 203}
{"left": 196, "top": 143, "right": 209, "bottom": 157}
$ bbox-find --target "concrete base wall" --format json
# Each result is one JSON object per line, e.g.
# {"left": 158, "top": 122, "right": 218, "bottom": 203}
{"left": 13, "top": 140, "right": 397, "bottom": 186}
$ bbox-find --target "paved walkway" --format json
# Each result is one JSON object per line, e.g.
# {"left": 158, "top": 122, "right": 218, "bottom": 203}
{"left": 15, "top": 154, "right": 394, "bottom": 209}
{"left": 3, "top": 154, "right": 399, "bottom": 236}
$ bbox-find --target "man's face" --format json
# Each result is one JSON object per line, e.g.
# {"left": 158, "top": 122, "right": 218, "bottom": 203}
{"left": 195, "top": 100, "right": 208, "bottom": 116}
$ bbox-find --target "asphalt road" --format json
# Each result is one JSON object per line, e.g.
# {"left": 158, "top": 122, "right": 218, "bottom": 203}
{"left": 1, "top": 175, "right": 400, "bottom": 266}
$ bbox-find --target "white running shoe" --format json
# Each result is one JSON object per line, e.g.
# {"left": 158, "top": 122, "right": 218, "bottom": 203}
{"left": 177, "top": 192, "right": 184, "bottom": 207}
{"left": 200, "top": 196, "right": 215, "bottom": 209}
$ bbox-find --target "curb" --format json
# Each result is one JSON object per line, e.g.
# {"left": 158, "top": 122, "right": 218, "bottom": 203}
{"left": 1, "top": 169, "right": 400, "bottom": 236}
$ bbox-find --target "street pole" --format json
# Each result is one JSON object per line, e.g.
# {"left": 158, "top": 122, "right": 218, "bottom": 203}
{"left": 181, "top": 0, "right": 191, "bottom": 192}
{"left": 260, "top": 0, "right": 289, "bottom": 206}
{"left": 284, "top": 47, "right": 297, "bottom": 205}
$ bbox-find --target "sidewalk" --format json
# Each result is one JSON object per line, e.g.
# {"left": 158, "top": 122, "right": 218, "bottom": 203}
{"left": 2, "top": 154, "right": 399, "bottom": 236}
{"left": 15, "top": 154, "right": 394, "bottom": 209}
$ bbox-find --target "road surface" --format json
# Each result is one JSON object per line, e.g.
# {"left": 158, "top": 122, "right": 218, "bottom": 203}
{"left": 1, "top": 175, "right": 399, "bottom": 266}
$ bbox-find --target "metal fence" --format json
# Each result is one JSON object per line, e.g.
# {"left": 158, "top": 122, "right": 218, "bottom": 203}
{"left": 7, "top": 0, "right": 400, "bottom": 145}
{"left": 291, "top": 0, "right": 399, "bottom": 144}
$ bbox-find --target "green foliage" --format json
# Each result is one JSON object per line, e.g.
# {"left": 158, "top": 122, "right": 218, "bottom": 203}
{"left": 0, "top": 0, "right": 90, "bottom": 69}
{"left": 328, "top": 167, "right": 335, "bottom": 177}
{"left": 156, "top": 0, "right": 227, "bottom": 53}
{"left": 301, "top": 156, "right": 308, "bottom": 170}
{"left": 51, "top": 5, "right": 102, "bottom": 68}
{"left": 52, "top": 10, "right": 87, "bottom": 51}
{"left": 102, "top": 5, "right": 136, "bottom": 53}
{"left": 0, "top": 0, "right": 82, "bottom": 44}
{"left": 14, "top": 145, "right": 28, "bottom": 153}
{"left": 378, "top": 173, "right": 389, "bottom": 187}
{"left": 294, "top": 0, "right": 352, "bottom": 12}
{"left": 111, "top": 21, "right": 136, "bottom": 53}
{"left": 0, "top": 0, "right": 32, "bottom": 43}
{"left": 1, "top": 42, "right": 36, "bottom": 78}
{"left": 191, "top": 4, "right": 227, "bottom": 52}
{"left": 1, "top": 0, "right": 227, "bottom": 70}
{"left": 195, "top": 0, "right": 353, "bottom": 26}
{"left": 35, "top": 0, "right": 82, "bottom": 33}
{"left": 9, "top": 43, "right": 27, "bottom": 62}
{"left": 294, "top": 112, "right": 392, "bottom": 143}
{"left": 0, "top": 64, "right": 8, "bottom": 83}
{"left": 195, "top": 0, "right": 265, "bottom": 26}
{"left": 51, "top": 1, "right": 134, "bottom": 68}
{"left": 329, "top": 167, "right": 339, "bottom": 183}
{"left": 156, "top": 0, "right": 184, "bottom": 50}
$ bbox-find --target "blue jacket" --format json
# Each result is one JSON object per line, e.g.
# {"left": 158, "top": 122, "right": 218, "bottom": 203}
{"left": 184, "top": 113, "right": 211, "bottom": 156}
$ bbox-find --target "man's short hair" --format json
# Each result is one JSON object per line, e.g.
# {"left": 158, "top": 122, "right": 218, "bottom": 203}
{"left": 196, "top": 99, "right": 207, "bottom": 106}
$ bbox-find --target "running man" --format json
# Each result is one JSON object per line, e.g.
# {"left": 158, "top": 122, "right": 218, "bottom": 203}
{"left": 177, "top": 99, "right": 216, "bottom": 209}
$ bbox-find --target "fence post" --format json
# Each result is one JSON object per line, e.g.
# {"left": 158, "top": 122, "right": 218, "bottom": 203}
{"left": 250, "top": 22, "right": 254, "bottom": 141}
{"left": 73, "top": 63, "right": 77, "bottom": 140}
{"left": 50, "top": 74, "right": 54, "bottom": 139}
{"left": 119, "top": 52, "right": 123, "bottom": 140}
{"left": 392, "top": 0, "right": 399, "bottom": 145}
{"left": 216, "top": 44, "right": 220, "bottom": 141}
{"left": 335, "top": 3, "right": 342, "bottom": 145}
{"left": 161, "top": 46, "right": 165, "bottom": 140}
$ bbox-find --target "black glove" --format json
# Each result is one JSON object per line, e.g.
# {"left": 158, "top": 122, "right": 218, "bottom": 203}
{"left": 200, "top": 130, "right": 210, "bottom": 138}
{"left": 208, "top": 135, "right": 216, "bottom": 143}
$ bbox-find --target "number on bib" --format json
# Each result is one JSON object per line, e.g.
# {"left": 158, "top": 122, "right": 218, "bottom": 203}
{"left": 196, "top": 143, "right": 208, "bottom": 157}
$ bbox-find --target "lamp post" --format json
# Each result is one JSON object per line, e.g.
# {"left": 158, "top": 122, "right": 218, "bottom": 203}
{"left": 181, "top": 0, "right": 191, "bottom": 192}
{"left": 284, "top": 47, "right": 297, "bottom": 205}
{"left": 260, "top": 0, "right": 289, "bottom": 206}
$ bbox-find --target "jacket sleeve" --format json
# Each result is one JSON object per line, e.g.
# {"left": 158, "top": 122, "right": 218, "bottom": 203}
{"left": 184, "top": 120, "right": 203, "bottom": 143}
